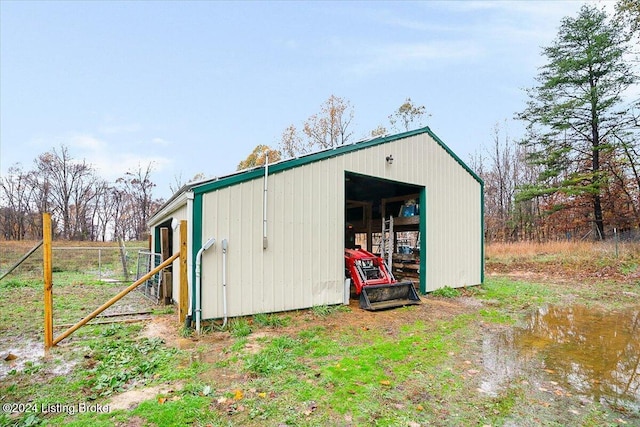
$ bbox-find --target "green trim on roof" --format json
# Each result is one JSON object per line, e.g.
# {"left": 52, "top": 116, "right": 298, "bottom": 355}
{"left": 424, "top": 128, "right": 483, "bottom": 186}
{"left": 192, "top": 126, "right": 483, "bottom": 196}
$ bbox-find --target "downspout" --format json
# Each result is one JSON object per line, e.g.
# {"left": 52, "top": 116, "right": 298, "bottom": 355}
{"left": 185, "top": 192, "right": 195, "bottom": 328}
{"left": 263, "top": 152, "right": 268, "bottom": 249}
{"left": 221, "top": 239, "right": 228, "bottom": 328}
{"left": 195, "top": 237, "right": 215, "bottom": 334}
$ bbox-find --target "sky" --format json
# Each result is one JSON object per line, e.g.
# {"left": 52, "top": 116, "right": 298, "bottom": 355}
{"left": 0, "top": 0, "right": 618, "bottom": 200}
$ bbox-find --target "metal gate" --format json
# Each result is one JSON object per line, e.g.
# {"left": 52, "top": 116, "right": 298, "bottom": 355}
{"left": 135, "top": 251, "right": 163, "bottom": 303}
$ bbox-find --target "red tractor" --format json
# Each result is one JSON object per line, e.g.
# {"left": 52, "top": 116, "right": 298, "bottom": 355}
{"left": 345, "top": 248, "right": 421, "bottom": 310}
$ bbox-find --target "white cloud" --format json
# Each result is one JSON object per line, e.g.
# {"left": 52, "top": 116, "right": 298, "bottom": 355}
{"left": 98, "top": 123, "right": 142, "bottom": 134}
{"left": 97, "top": 114, "right": 142, "bottom": 135}
{"left": 69, "top": 133, "right": 106, "bottom": 150}
{"left": 91, "top": 153, "right": 172, "bottom": 180}
{"left": 367, "top": 1, "right": 616, "bottom": 65}
{"left": 31, "top": 132, "right": 173, "bottom": 182}
{"left": 150, "top": 137, "right": 171, "bottom": 146}
{"left": 346, "top": 40, "right": 483, "bottom": 76}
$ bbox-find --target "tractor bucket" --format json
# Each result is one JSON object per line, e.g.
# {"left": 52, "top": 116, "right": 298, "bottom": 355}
{"left": 359, "top": 281, "right": 421, "bottom": 311}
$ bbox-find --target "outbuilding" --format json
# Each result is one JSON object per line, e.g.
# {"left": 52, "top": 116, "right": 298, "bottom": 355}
{"left": 148, "top": 127, "right": 483, "bottom": 323}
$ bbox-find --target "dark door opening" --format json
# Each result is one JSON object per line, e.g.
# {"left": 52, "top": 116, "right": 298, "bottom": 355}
{"left": 344, "top": 171, "right": 424, "bottom": 293}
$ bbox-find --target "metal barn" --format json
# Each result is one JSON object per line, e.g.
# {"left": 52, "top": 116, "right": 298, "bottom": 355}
{"left": 148, "top": 127, "right": 483, "bottom": 323}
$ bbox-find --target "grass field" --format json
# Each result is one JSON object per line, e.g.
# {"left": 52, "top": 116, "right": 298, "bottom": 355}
{"left": 0, "top": 240, "right": 639, "bottom": 426}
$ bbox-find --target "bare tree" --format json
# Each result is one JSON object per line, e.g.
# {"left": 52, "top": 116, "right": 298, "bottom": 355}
{"left": 0, "top": 165, "right": 37, "bottom": 240}
{"left": 303, "top": 95, "right": 354, "bottom": 149}
{"left": 87, "top": 180, "right": 112, "bottom": 242}
{"left": 473, "top": 122, "right": 544, "bottom": 242}
{"left": 33, "top": 145, "right": 99, "bottom": 240}
{"left": 116, "top": 163, "right": 162, "bottom": 240}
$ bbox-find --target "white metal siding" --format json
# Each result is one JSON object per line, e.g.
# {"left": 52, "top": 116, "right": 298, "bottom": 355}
{"left": 200, "top": 158, "right": 344, "bottom": 319}
{"left": 199, "top": 132, "right": 482, "bottom": 319}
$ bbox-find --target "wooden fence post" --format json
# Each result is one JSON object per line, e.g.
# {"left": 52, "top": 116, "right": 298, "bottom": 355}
{"left": 179, "top": 220, "right": 188, "bottom": 323}
{"left": 43, "top": 213, "right": 53, "bottom": 351}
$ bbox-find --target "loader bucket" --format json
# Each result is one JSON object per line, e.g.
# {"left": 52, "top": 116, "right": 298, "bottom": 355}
{"left": 359, "top": 281, "right": 421, "bottom": 311}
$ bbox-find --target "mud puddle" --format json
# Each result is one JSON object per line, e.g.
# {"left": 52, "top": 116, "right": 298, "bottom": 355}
{"left": 0, "top": 338, "right": 78, "bottom": 379}
{"left": 481, "top": 304, "right": 640, "bottom": 412}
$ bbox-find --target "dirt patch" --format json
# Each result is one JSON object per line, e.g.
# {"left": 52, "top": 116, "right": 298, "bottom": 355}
{"left": 108, "top": 383, "right": 183, "bottom": 411}
{"left": 141, "top": 295, "right": 477, "bottom": 351}
{"left": 139, "top": 315, "right": 180, "bottom": 344}
{"left": 114, "top": 416, "right": 147, "bottom": 427}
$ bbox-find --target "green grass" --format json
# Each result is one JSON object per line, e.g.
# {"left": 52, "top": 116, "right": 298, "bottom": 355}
{"left": 0, "top": 277, "right": 41, "bottom": 289}
{"left": 620, "top": 261, "right": 638, "bottom": 275}
{"left": 479, "top": 308, "right": 515, "bottom": 324}
{"left": 224, "top": 316, "right": 482, "bottom": 426}
{"left": 252, "top": 312, "right": 290, "bottom": 328}
{"left": 310, "top": 304, "right": 350, "bottom": 317}
{"left": 244, "top": 336, "right": 304, "bottom": 375}
{"left": 2, "top": 253, "right": 637, "bottom": 427}
{"left": 1, "top": 322, "right": 203, "bottom": 427}
{"left": 84, "top": 328, "right": 176, "bottom": 398}
{"left": 479, "top": 277, "right": 558, "bottom": 309}
{"left": 430, "top": 285, "right": 461, "bottom": 298}
{"left": 228, "top": 317, "right": 252, "bottom": 338}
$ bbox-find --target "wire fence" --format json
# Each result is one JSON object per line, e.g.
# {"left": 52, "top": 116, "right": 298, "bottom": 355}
{"left": 135, "top": 251, "right": 163, "bottom": 303}
{"left": 0, "top": 241, "right": 147, "bottom": 282}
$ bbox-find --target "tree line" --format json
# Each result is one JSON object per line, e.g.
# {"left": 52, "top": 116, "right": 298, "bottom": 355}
{"left": 1, "top": 145, "right": 162, "bottom": 241}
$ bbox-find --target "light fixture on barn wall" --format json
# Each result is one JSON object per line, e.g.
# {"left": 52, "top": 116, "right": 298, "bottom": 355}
{"left": 386, "top": 155, "right": 394, "bottom": 165}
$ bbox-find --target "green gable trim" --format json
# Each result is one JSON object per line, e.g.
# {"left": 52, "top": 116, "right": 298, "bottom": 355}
{"left": 154, "top": 226, "right": 161, "bottom": 255}
{"left": 420, "top": 186, "right": 427, "bottom": 294}
{"left": 425, "top": 128, "right": 483, "bottom": 186}
{"left": 192, "top": 126, "right": 483, "bottom": 196}
{"left": 480, "top": 180, "right": 485, "bottom": 284}
{"left": 191, "top": 193, "right": 204, "bottom": 317}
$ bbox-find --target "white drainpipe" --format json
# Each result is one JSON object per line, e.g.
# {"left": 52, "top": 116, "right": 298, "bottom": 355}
{"left": 263, "top": 153, "right": 268, "bottom": 249}
{"left": 195, "top": 237, "right": 215, "bottom": 334}
{"left": 186, "top": 192, "right": 194, "bottom": 322}
{"left": 221, "top": 239, "right": 228, "bottom": 328}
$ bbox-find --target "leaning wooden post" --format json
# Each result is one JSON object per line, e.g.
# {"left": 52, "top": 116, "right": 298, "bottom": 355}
{"left": 179, "top": 220, "right": 188, "bottom": 323}
{"left": 43, "top": 213, "right": 53, "bottom": 351}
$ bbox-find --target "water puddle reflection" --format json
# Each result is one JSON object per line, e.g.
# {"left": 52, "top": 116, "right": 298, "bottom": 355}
{"left": 0, "top": 339, "right": 78, "bottom": 380}
{"left": 482, "top": 304, "right": 640, "bottom": 411}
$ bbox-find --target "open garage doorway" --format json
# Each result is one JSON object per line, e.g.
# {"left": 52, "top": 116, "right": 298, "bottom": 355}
{"left": 344, "top": 171, "right": 425, "bottom": 294}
